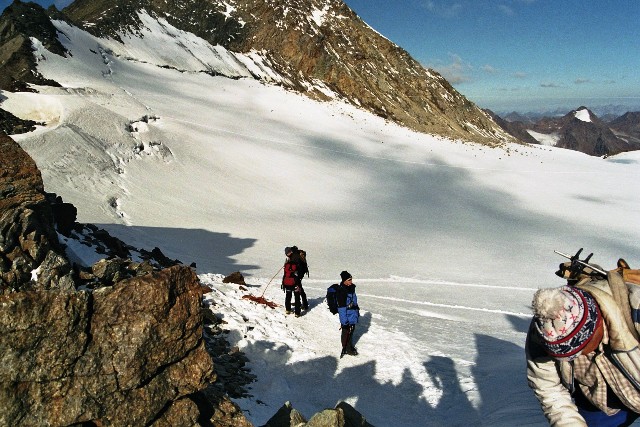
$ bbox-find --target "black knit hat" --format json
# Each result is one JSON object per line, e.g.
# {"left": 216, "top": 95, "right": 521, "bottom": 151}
{"left": 285, "top": 247, "right": 293, "bottom": 255}
{"left": 340, "top": 271, "right": 352, "bottom": 282}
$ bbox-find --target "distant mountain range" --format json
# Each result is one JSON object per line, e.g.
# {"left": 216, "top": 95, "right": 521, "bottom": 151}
{"left": 487, "top": 106, "right": 640, "bottom": 157}
{"left": 497, "top": 104, "right": 640, "bottom": 123}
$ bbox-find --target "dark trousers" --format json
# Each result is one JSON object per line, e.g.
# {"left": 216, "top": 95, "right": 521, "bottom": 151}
{"left": 285, "top": 285, "right": 308, "bottom": 315}
{"left": 341, "top": 324, "right": 356, "bottom": 351}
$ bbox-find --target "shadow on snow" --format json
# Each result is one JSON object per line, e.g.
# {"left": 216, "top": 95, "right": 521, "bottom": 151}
{"left": 231, "top": 310, "right": 547, "bottom": 427}
{"left": 93, "top": 223, "right": 259, "bottom": 275}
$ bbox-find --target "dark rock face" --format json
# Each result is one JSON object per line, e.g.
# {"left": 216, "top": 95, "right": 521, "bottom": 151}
{"left": 0, "top": 133, "right": 74, "bottom": 292}
{"left": 492, "top": 107, "right": 640, "bottom": 156}
{"left": 483, "top": 109, "right": 539, "bottom": 145}
{"left": 263, "top": 401, "right": 373, "bottom": 427}
{"left": 552, "top": 108, "right": 640, "bottom": 156}
{"left": 0, "top": 265, "right": 214, "bottom": 426}
{"left": 0, "top": 108, "right": 40, "bottom": 135}
{"left": 0, "top": 1, "right": 64, "bottom": 91}
{"left": 609, "top": 112, "right": 640, "bottom": 146}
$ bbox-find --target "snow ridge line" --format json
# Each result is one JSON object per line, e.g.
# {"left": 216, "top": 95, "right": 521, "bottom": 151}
{"left": 302, "top": 279, "right": 535, "bottom": 291}
{"left": 161, "top": 115, "right": 599, "bottom": 175}
{"left": 359, "top": 293, "right": 532, "bottom": 317}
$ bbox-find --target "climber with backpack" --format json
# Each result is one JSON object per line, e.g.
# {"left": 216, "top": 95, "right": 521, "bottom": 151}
{"left": 332, "top": 270, "right": 360, "bottom": 358}
{"left": 282, "top": 246, "right": 309, "bottom": 317}
{"left": 526, "top": 249, "right": 640, "bottom": 426}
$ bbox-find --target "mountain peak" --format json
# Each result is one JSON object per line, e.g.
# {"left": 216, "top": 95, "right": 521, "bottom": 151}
{"left": 574, "top": 108, "right": 592, "bottom": 123}
{"left": 55, "top": 0, "right": 513, "bottom": 146}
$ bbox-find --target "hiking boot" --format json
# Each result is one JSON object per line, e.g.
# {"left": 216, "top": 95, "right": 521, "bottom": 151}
{"left": 285, "top": 310, "right": 292, "bottom": 315}
{"left": 295, "top": 313, "right": 301, "bottom": 317}
{"left": 347, "top": 348, "right": 358, "bottom": 356}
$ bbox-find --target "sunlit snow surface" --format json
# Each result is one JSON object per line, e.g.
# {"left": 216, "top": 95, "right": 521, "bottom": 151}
{"left": 2, "top": 12, "right": 640, "bottom": 426}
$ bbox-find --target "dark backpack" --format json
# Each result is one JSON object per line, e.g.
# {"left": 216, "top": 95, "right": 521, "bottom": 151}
{"left": 291, "top": 246, "right": 309, "bottom": 277}
{"left": 298, "top": 249, "right": 309, "bottom": 277}
{"left": 326, "top": 284, "right": 339, "bottom": 314}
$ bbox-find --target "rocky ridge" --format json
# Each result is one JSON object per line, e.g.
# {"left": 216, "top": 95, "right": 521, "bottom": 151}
{"left": 609, "top": 112, "right": 640, "bottom": 146}
{"left": 0, "top": 132, "right": 249, "bottom": 426}
{"left": 0, "top": 1, "right": 63, "bottom": 91}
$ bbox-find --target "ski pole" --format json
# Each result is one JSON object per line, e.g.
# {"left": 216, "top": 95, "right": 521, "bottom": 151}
{"left": 554, "top": 250, "right": 607, "bottom": 276}
{"left": 260, "top": 265, "right": 284, "bottom": 298}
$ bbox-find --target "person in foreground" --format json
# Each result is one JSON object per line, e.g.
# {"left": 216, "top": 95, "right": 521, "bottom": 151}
{"left": 526, "top": 269, "right": 640, "bottom": 426}
{"left": 337, "top": 270, "right": 359, "bottom": 358}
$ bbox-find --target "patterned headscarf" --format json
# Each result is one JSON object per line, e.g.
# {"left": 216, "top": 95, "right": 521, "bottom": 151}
{"left": 532, "top": 286, "right": 602, "bottom": 361}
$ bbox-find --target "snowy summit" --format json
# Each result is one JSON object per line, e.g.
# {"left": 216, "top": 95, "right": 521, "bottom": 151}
{"left": 574, "top": 108, "right": 592, "bottom": 123}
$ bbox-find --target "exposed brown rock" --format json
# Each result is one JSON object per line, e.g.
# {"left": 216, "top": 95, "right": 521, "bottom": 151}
{"left": 0, "top": 265, "right": 215, "bottom": 426}
{"left": 0, "top": 133, "right": 74, "bottom": 292}
{"left": 0, "top": 1, "right": 64, "bottom": 91}
{"left": 263, "top": 401, "right": 373, "bottom": 427}
{"left": 0, "top": 135, "right": 253, "bottom": 426}
{"left": 223, "top": 271, "right": 247, "bottom": 286}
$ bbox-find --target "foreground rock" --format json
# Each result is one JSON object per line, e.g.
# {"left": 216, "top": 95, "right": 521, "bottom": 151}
{"left": 263, "top": 401, "right": 374, "bottom": 427}
{"left": 0, "top": 265, "right": 213, "bottom": 426}
{"left": 0, "top": 133, "right": 378, "bottom": 426}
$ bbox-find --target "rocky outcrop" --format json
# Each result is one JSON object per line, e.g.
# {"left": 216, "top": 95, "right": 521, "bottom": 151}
{"left": 0, "top": 1, "right": 64, "bottom": 91}
{"left": 263, "top": 401, "right": 374, "bottom": 427}
{"left": 492, "top": 107, "right": 640, "bottom": 156}
{"left": 609, "top": 112, "right": 640, "bottom": 146}
{"left": 483, "top": 109, "right": 539, "bottom": 145}
{"left": 0, "top": 107, "right": 40, "bottom": 135}
{"left": 0, "top": 265, "right": 214, "bottom": 426}
{"left": 550, "top": 107, "right": 640, "bottom": 156}
{"left": 0, "top": 132, "right": 74, "bottom": 292}
{"left": 0, "top": 134, "right": 253, "bottom": 426}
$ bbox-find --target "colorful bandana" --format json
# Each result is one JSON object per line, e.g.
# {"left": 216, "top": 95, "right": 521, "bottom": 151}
{"left": 534, "top": 286, "right": 602, "bottom": 361}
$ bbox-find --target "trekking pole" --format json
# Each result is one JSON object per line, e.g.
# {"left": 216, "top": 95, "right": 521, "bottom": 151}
{"left": 260, "top": 266, "right": 284, "bottom": 298}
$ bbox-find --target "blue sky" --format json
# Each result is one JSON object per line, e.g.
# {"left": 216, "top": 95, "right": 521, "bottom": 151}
{"left": 343, "top": 0, "right": 640, "bottom": 112}
{"left": 2, "top": 0, "right": 639, "bottom": 113}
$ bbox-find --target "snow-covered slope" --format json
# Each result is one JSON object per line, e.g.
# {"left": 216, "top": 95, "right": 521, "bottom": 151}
{"left": 2, "top": 12, "right": 640, "bottom": 426}
{"left": 201, "top": 273, "right": 539, "bottom": 426}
